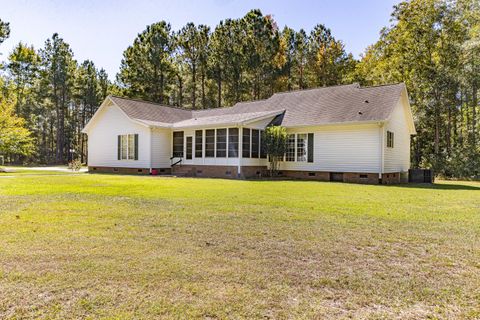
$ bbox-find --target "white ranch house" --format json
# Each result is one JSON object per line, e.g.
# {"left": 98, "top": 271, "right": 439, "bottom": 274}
{"left": 82, "top": 83, "right": 416, "bottom": 184}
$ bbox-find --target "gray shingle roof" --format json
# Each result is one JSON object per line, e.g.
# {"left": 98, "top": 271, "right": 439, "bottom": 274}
{"left": 173, "top": 110, "right": 285, "bottom": 128}
{"left": 109, "top": 96, "right": 192, "bottom": 124}
{"left": 106, "top": 83, "right": 406, "bottom": 128}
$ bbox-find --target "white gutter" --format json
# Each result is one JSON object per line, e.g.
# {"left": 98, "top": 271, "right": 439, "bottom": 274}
{"left": 282, "top": 119, "right": 387, "bottom": 129}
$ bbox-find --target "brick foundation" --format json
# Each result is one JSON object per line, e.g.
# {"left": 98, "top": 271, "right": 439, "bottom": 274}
{"left": 282, "top": 170, "right": 330, "bottom": 181}
{"left": 381, "top": 172, "right": 407, "bottom": 184}
{"left": 343, "top": 172, "right": 380, "bottom": 184}
{"left": 88, "top": 166, "right": 151, "bottom": 175}
{"left": 151, "top": 168, "right": 172, "bottom": 175}
{"left": 173, "top": 165, "right": 239, "bottom": 178}
{"left": 89, "top": 165, "right": 406, "bottom": 184}
{"left": 240, "top": 166, "right": 268, "bottom": 178}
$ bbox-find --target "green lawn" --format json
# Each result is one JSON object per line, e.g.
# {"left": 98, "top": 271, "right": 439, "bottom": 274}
{"left": 0, "top": 174, "right": 479, "bottom": 319}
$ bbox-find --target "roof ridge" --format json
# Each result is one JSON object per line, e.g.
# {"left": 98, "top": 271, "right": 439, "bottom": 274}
{"left": 234, "top": 98, "right": 269, "bottom": 104}
{"left": 272, "top": 83, "right": 359, "bottom": 96}
{"left": 359, "top": 82, "right": 405, "bottom": 89}
{"left": 109, "top": 95, "right": 192, "bottom": 111}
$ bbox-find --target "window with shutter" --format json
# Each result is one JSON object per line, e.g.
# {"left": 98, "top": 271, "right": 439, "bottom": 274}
{"left": 118, "top": 134, "right": 138, "bottom": 160}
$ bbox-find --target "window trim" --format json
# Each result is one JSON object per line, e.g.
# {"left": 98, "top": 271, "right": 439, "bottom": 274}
{"left": 119, "top": 134, "right": 138, "bottom": 161}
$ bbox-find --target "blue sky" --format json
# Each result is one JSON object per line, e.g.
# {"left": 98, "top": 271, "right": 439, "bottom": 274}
{"left": 1, "top": 0, "right": 399, "bottom": 80}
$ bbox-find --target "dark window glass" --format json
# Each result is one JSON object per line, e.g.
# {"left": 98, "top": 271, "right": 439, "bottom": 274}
{"left": 173, "top": 131, "right": 184, "bottom": 157}
{"left": 387, "top": 131, "right": 394, "bottom": 148}
{"left": 228, "top": 128, "right": 239, "bottom": 157}
{"left": 186, "top": 136, "right": 192, "bottom": 160}
{"left": 251, "top": 129, "right": 259, "bottom": 158}
{"left": 260, "top": 130, "right": 267, "bottom": 158}
{"left": 205, "top": 129, "right": 215, "bottom": 157}
{"left": 195, "top": 130, "right": 203, "bottom": 158}
{"left": 242, "top": 128, "right": 250, "bottom": 158}
{"left": 307, "top": 133, "right": 314, "bottom": 162}
{"left": 216, "top": 128, "right": 227, "bottom": 157}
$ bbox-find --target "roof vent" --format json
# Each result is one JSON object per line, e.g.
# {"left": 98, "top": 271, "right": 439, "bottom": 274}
{"left": 358, "top": 111, "right": 363, "bottom": 115}
{"left": 364, "top": 100, "right": 369, "bottom": 103}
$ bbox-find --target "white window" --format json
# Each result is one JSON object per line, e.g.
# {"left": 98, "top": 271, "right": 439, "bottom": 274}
{"left": 119, "top": 134, "right": 137, "bottom": 160}
{"left": 387, "top": 131, "right": 394, "bottom": 148}
{"left": 286, "top": 134, "right": 296, "bottom": 161}
{"left": 296, "top": 134, "right": 307, "bottom": 162}
{"left": 283, "top": 133, "right": 312, "bottom": 162}
{"left": 128, "top": 134, "right": 135, "bottom": 159}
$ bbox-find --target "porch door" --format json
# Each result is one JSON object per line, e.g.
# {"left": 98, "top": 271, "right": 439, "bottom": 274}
{"left": 185, "top": 136, "right": 193, "bottom": 161}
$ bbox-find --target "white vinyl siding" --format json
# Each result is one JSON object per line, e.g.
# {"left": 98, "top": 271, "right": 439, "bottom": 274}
{"left": 279, "top": 124, "right": 382, "bottom": 173}
{"left": 86, "top": 103, "right": 151, "bottom": 168}
{"left": 151, "top": 128, "right": 171, "bottom": 168}
{"left": 384, "top": 95, "right": 411, "bottom": 173}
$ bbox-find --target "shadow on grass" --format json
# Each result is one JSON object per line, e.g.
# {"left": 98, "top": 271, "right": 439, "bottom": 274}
{"left": 385, "top": 183, "right": 480, "bottom": 191}
{"left": 246, "top": 178, "right": 480, "bottom": 190}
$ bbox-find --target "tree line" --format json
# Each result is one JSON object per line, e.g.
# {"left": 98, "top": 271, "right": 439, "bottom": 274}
{"left": 0, "top": 0, "right": 479, "bottom": 177}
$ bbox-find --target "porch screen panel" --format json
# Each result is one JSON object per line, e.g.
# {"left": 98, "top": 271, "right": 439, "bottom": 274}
{"left": 260, "top": 130, "right": 267, "bottom": 158}
{"left": 205, "top": 129, "right": 215, "bottom": 158}
{"left": 172, "top": 131, "right": 184, "bottom": 157}
{"left": 251, "top": 129, "right": 260, "bottom": 158}
{"left": 195, "top": 130, "right": 203, "bottom": 158}
{"left": 205, "top": 129, "right": 215, "bottom": 157}
{"left": 216, "top": 129, "right": 227, "bottom": 157}
{"left": 228, "top": 128, "right": 239, "bottom": 157}
{"left": 186, "top": 136, "right": 192, "bottom": 160}
{"left": 242, "top": 128, "right": 250, "bottom": 158}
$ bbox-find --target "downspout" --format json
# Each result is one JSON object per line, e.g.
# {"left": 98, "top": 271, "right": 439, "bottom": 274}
{"left": 379, "top": 123, "right": 385, "bottom": 181}
{"left": 149, "top": 127, "right": 153, "bottom": 174}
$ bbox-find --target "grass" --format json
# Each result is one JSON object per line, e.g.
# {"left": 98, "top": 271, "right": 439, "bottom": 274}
{"left": 0, "top": 166, "right": 78, "bottom": 176}
{"left": 0, "top": 174, "right": 479, "bottom": 319}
